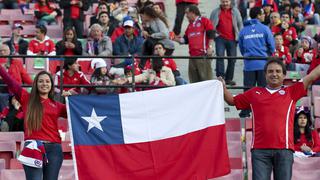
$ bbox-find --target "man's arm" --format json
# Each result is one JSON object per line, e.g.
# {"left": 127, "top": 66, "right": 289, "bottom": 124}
{"left": 303, "top": 64, "right": 320, "bottom": 89}
{"left": 217, "top": 77, "right": 235, "bottom": 106}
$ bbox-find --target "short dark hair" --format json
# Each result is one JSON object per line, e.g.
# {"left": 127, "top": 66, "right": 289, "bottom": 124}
{"left": 63, "top": 57, "right": 77, "bottom": 70}
{"left": 153, "top": 42, "right": 165, "bottom": 51}
{"left": 274, "top": 32, "right": 282, "bottom": 38}
{"left": 250, "top": 7, "right": 263, "bottom": 19}
{"left": 36, "top": 24, "right": 47, "bottom": 35}
{"left": 291, "top": 2, "right": 301, "bottom": 9}
{"left": 264, "top": 59, "right": 287, "bottom": 75}
{"left": 280, "top": 11, "right": 291, "bottom": 18}
{"left": 186, "top": 5, "right": 201, "bottom": 16}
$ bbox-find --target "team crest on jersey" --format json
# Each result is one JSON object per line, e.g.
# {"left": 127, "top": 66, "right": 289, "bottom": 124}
{"left": 196, "top": 22, "right": 201, "bottom": 27}
{"left": 279, "top": 90, "right": 285, "bottom": 95}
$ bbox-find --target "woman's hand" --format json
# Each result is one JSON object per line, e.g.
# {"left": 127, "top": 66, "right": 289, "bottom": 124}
{"left": 301, "top": 144, "right": 312, "bottom": 153}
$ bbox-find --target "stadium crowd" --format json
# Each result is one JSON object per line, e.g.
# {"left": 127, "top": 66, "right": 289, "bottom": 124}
{"left": 0, "top": 0, "right": 319, "bottom": 179}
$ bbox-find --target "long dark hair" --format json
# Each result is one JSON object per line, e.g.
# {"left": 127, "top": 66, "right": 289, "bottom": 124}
{"left": 63, "top": 27, "right": 78, "bottom": 43}
{"left": 91, "top": 67, "right": 112, "bottom": 81}
{"left": 140, "top": 6, "right": 169, "bottom": 28}
{"left": 151, "top": 57, "right": 163, "bottom": 73}
{"left": 294, "top": 110, "right": 313, "bottom": 144}
{"left": 25, "top": 71, "right": 54, "bottom": 134}
{"left": 136, "top": 0, "right": 154, "bottom": 12}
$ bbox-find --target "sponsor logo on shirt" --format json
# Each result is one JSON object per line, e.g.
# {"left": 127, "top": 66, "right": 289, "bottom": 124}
{"left": 244, "top": 33, "right": 264, "bottom": 40}
{"left": 279, "top": 90, "right": 285, "bottom": 95}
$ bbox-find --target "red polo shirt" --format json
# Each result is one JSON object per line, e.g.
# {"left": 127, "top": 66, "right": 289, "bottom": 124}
{"left": 217, "top": 8, "right": 235, "bottom": 41}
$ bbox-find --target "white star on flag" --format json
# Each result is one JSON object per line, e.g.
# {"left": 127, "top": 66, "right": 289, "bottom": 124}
{"left": 81, "top": 108, "right": 107, "bottom": 132}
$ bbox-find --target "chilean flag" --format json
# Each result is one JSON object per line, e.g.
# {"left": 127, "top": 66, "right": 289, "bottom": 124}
{"left": 66, "top": 80, "right": 230, "bottom": 180}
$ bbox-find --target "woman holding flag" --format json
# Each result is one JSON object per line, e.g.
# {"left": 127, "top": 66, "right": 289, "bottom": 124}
{"left": 0, "top": 65, "right": 67, "bottom": 180}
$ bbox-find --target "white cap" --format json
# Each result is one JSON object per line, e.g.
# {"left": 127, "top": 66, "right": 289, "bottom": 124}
{"left": 123, "top": 19, "right": 134, "bottom": 27}
{"left": 91, "top": 58, "right": 107, "bottom": 69}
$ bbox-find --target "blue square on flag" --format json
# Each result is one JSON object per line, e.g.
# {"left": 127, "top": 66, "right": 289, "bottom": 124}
{"left": 67, "top": 95, "right": 124, "bottom": 145}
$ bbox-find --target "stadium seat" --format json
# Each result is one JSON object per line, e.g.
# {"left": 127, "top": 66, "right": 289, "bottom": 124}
{"left": 46, "top": 25, "right": 63, "bottom": 39}
{"left": 77, "top": 58, "right": 94, "bottom": 75}
{"left": 225, "top": 118, "right": 241, "bottom": 131}
{"left": 227, "top": 141, "right": 241, "bottom": 158}
{"left": 312, "top": 85, "right": 320, "bottom": 98}
{"left": 0, "top": 9, "right": 23, "bottom": 16}
{"left": 0, "top": 169, "right": 25, "bottom": 180}
{"left": 48, "top": 58, "right": 63, "bottom": 74}
{"left": 293, "top": 157, "right": 320, "bottom": 171}
{"left": 0, "top": 14, "right": 10, "bottom": 25}
{"left": 296, "top": 96, "right": 311, "bottom": 107}
{"left": 227, "top": 132, "right": 241, "bottom": 142}
{"left": 315, "top": 118, "right": 320, "bottom": 132}
{"left": 0, "top": 25, "right": 12, "bottom": 38}
{"left": 292, "top": 169, "right": 320, "bottom": 180}
{"left": 245, "top": 118, "right": 252, "bottom": 131}
{"left": 11, "top": 14, "right": 35, "bottom": 25}
{"left": 25, "top": 58, "right": 49, "bottom": 76}
{"left": 314, "top": 97, "right": 320, "bottom": 117}
{"left": 209, "top": 169, "right": 243, "bottom": 180}
{"left": 0, "top": 159, "right": 6, "bottom": 171}
{"left": 58, "top": 117, "right": 69, "bottom": 132}
{"left": 9, "top": 158, "right": 23, "bottom": 169}
{"left": 20, "top": 25, "right": 36, "bottom": 38}
{"left": 0, "top": 132, "right": 24, "bottom": 151}
{"left": 61, "top": 141, "right": 72, "bottom": 159}
{"left": 0, "top": 141, "right": 17, "bottom": 168}
{"left": 229, "top": 158, "right": 242, "bottom": 169}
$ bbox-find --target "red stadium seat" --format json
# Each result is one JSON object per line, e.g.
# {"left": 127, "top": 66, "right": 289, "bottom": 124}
{"left": 227, "top": 141, "right": 241, "bottom": 158}
{"left": 20, "top": 25, "right": 36, "bottom": 38}
{"left": 227, "top": 132, "right": 241, "bottom": 142}
{"left": 225, "top": 118, "right": 241, "bottom": 131}
{"left": 77, "top": 58, "right": 94, "bottom": 75}
{"left": 245, "top": 118, "right": 253, "bottom": 131}
{"left": 312, "top": 85, "right": 320, "bottom": 98}
{"left": 0, "top": 14, "right": 10, "bottom": 25}
{"left": 9, "top": 159, "right": 23, "bottom": 169}
{"left": 0, "top": 25, "right": 12, "bottom": 38}
{"left": 314, "top": 97, "right": 320, "bottom": 117}
{"left": 0, "top": 159, "right": 6, "bottom": 171}
{"left": 0, "top": 169, "right": 25, "bottom": 180}
{"left": 0, "top": 9, "right": 23, "bottom": 16}
{"left": 297, "top": 96, "right": 311, "bottom": 107}
{"left": 209, "top": 169, "right": 243, "bottom": 180}
{"left": 315, "top": 118, "right": 320, "bottom": 132}
{"left": 0, "top": 132, "right": 24, "bottom": 151}
{"left": 0, "top": 141, "right": 16, "bottom": 168}
{"left": 11, "top": 14, "right": 35, "bottom": 25}
{"left": 61, "top": 141, "right": 72, "bottom": 159}
{"left": 46, "top": 25, "right": 63, "bottom": 39}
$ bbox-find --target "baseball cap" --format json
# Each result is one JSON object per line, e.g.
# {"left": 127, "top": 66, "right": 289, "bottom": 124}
{"left": 123, "top": 19, "right": 134, "bottom": 27}
{"left": 12, "top": 23, "right": 23, "bottom": 30}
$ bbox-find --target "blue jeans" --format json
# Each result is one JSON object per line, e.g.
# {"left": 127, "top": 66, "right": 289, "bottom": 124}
{"left": 215, "top": 36, "right": 237, "bottom": 81}
{"left": 23, "top": 143, "right": 63, "bottom": 180}
{"left": 252, "top": 149, "right": 293, "bottom": 180}
{"left": 243, "top": 70, "right": 266, "bottom": 90}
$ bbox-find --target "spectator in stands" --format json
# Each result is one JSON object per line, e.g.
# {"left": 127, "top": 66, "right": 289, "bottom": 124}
{"left": 0, "top": 67, "right": 67, "bottom": 180}
{"left": 278, "top": 0, "right": 291, "bottom": 13}
{"left": 238, "top": 7, "right": 275, "bottom": 117}
{"left": 55, "top": 58, "right": 91, "bottom": 96}
{"left": 140, "top": 6, "right": 174, "bottom": 57}
{"left": 112, "top": 0, "right": 137, "bottom": 22}
{"left": 34, "top": 0, "right": 62, "bottom": 25}
{"left": 59, "top": 0, "right": 89, "bottom": 38}
{"left": 262, "top": 3, "right": 274, "bottom": 25}
{"left": 0, "top": 44, "right": 32, "bottom": 87}
{"left": 294, "top": 106, "right": 320, "bottom": 154}
{"left": 173, "top": 0, "right": 199, "bottom": 36}
{"left": 294, "top": 35, "right": 316, "bottom": 71}
{"left": 150, "top": 42, "right": 186, "bottom": 85}
{"left": 210, "top": 0, "right": 243, "bottom": 86}
{"left": 135, "top": 0, "right": 154, "bottom": 13}
{"left": 273, "top": 33, "right": 293, "bottom": 70}
{"left": 98, "top": 11, "right": 118, "bottom": 37}
{"left": 220, "top": 59, "right": 320, "bottom": 180}
{"left": 173, "top": 5, "right": 214, "bottom": 83}
{"left": 291, "top": 2, "right": 306, "bottom": 37}
{"left": 90, "top": 58, "right": 118, "bottom": 94}
{"left": 56, "top": 27, "right": 83, "bottom": 56}
{"left": 307, "top": 33, "right": 320, "bottom": 84}
{"left": 4, "top": 23, "right": 28, "bottom": 55}
{"left": 152, "top": 3, "right": 166, "bottom": 18}
{"left": 0, "top": 95, "right": 24, "bottom": 132}
{"left": 110, "top": 15, "right": 140, "bottom": 43}
{"left": 269, "top": 12, "right": 281, "bottom": 31}
{"left": 113, "top": 18, "right": 144, "bottom": 56}
{"left": 280, "top": 20, "right": 299, "bottom": 53}
{"left": 301, "top": 0, "right": 320, "bottom": 25}
{"left": 0, "top": 0, "right": 18, "bottom": 9}
{"left": 121, "top": 56, "right": 176, "bottom": 87}
{"left": 84, "top": 23, "right": 112, "bottom": 56}
{"left": 90, "top": 2, "right": 110, "bottom": 26}
{"left": 27, "top": 24, "right": 56, "bottom": 55}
